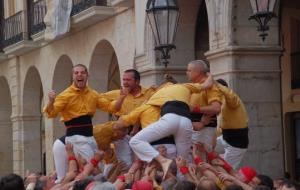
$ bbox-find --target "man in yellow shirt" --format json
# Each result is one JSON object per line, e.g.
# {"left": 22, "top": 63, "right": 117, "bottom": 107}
{"left": 51, "top": 69, "right": 155, "bottom": 182}
{"left": 44, "top": 64, "right": 117, "bottom": 162}
{"left": 187, "top": 60, "right": 223, "bottom": 152}
{"left": 95, "top": 69, "right": 155, "bottom": 167}
{"left": 214, "top": 79, "right": 249, "bottom": 169}
{"left": 102, "top": 69, "right": 155, "bottom": 118}
{"left": 113, "top": 60, "right": 221, "bottom": 178}
{"left": 44, "top": 64, "right": 120, "bottom": 183}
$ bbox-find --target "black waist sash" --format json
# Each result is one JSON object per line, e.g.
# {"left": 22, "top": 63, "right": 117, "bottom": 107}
{"left": 64, "top": 115, "right": 93, "bottom": 137}
{"left": 222, "top": 128, "right": 249, "bottom": 148}
{"left": 160, "top": 100, "right": 191, "bottom": 119}
{"left": 151, "top": 136, "right": 175, "bottom": 145}
{"left": 153, "top": 101, "right": 191, "bottom": 146}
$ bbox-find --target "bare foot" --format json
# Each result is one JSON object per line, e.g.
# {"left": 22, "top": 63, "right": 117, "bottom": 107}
{"left": 160, "top": 158, "right": 172, "bottom": 180}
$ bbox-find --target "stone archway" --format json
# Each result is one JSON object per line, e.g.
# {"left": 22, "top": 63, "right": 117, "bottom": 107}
{"left": 52, "top": 55, "right": 73, "bottom": 140}
{"left": 107, "top": 52, "right": 120, "bottom": 91}
{"left": 195, "top": 0, "right": 209, "bottom": 61}
{"left": 89, "top": 40, "right": 120, "bottom": 125}
{"left": 0, "top": 76, "right": 12, "bottom": 175}
{"left": 23, "top": 66, "right": 44, "bottom": 173}
{"left": 171, "top": 0, "right": 202, "bottom": 67}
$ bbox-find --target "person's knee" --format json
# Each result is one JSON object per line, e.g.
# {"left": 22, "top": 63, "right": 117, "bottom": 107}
{"left": 53, "top": 139, "right": 66, "bottom": 156}
{"left": 129, "top": 137, "right": 140, "bottom": 148}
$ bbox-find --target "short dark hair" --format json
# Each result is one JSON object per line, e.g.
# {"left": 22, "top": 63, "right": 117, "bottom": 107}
{"left": 224, "top": 184, "right": 244, "bottom": 190}
{"left": 72, "top": 177, "right": 94, "bottom": 190}
{"left": 73, "top": 64, "right": 88, "bottom": 73}
{"left": 33, "top": 179, "right": 47, "bottom": 190}
{"left": 0, "top": 173, "right": 25, "bottom": 190}
{"left": 216, "top": 78, "right": 228, "bottom": 87}
{"left": 196, "top": 178, "right": 220, "bottom": 190}
{"left": 124, "top": 69, "right": 140, "bottom": 81}
{"left": 253, "top": 185, "right": 271, "bottom": 190}
{"left": 281, "top": 179, "right": 298, "bottom": 189}
{"left": 174, "top": 180, "right": 196, "bottom": 190}
{"left": 257, "top": 175, "right": 274, "bottom": 190}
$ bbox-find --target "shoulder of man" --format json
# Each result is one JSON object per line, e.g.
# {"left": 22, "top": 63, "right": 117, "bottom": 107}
{"left": 141, "top": 86, "right": 156, "bottom": 95}
{"left": 56, "top": 85, "right": 75, "bottom": 97}
{"left": 102, "top": 89, "right": 121, "bottom": 100}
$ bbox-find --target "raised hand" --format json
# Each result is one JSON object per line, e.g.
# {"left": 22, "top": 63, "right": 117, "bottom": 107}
{"left": 217, "top": 171, "right": 235, "bottom": 183}
{"left": 175, "top": 156, "right": 187, "bottom": 168}
{"left": 201, "top": 114, "right": 212, "bottom": 126}
{"left": 128, "top": 159, "right": 143, "bottom": 174}
{"left": 189, "top": 164, "right": 197, "bottom": 178}
{"left": 201, "top": 73, "right": 214, "bottom": 90}
{"left": 120, "top": 87, "right": 130, "bottom": 98}
{"left": 94, "top": 149, "right": 105, "bottom": 161}
{"left": 112, "top": 119, "right": 125, "bottom": 130}
{"left": 48, "top": 90, "right": 56, "bottom": 103}
{"left": 65, "top": 143, "right": 75, "bottom": 156}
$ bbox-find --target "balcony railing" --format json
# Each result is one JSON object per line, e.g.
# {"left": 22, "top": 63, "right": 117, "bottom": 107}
{"left": 3, "top": 11, "right": 25, "bottom": 48}
{"left": 30, "top": 0, "right": 47, "bottom": 35}
{"left": 71, "top": 0, "right": 107, "bottom": 16}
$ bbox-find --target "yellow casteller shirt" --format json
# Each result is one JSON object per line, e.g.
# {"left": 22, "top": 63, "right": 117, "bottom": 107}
{"left": 101, "top": 87, "right": 155, "bottom": 116}
{"left": 217, "top": 84, "right": 248, "bottom": 129}
{"left": 43, "top": 84, "right": 116, "bottom": 122}
{"left": 93, "top": 121, "right": 115, "bottom": 150}
{"left": 121, "top": 83, "right": 204, "bottom": 128}
{"left": 189, "top": 83, "right": 223, "bottom": 109}
{"left": 93, "top": 86, "right": 155, "bottom": 158}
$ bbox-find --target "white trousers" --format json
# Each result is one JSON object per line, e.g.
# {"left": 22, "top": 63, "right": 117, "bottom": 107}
{"left": 215, "top": 135, "right": 247, "bottom": 169}
{"left": 192, "top": 127, "right": 216, "bottom": 152}
{"left": 113, "top": 135, "right": 133, "bottom": 167}
{"left": 129, "top": 113, "right": 193, "bottom": 163}
{"left": 53, "top": 139, "right": 67, "bottom": 183}
{"left": 65, "top": 135, "right": 98, "bottom": 161}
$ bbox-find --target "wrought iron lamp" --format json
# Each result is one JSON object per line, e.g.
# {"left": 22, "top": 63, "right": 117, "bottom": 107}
{"left": 249, "top": 0, "right": 277, "bottom": 41}
{"left": 146, "top": 0, "right": 180, "bottom": 68}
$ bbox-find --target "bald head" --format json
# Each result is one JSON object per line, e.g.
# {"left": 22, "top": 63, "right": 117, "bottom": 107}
{"left": 186, "top": 60, "right": 209, "bottom": 82}
{"left": 188, "top": 60, "right": 209, "bottom": 74}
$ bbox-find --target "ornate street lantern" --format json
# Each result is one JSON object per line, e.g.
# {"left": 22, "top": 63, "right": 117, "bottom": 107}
{"left": 146, "top": 0, "right": 180, "bottom": 68}
{"left": 249, "top": 0, "right": 277, "bottom": 41}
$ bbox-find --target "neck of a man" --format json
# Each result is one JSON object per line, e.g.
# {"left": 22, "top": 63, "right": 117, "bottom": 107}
{"left": 73, "top": 83, "right": 86, "bottom": 91}
{"left": 130, "top": 86, "right": 141, "bottom": 96}
{"left": 193, "top": 75, "right": 207, "bottom": 83}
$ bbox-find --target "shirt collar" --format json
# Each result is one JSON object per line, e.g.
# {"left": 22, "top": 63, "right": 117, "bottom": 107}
{"left": 132, "top": 86, "right": 146, "bottom": 97}
{"left": 70, "top": 83, "right": 89, "bottom": 93}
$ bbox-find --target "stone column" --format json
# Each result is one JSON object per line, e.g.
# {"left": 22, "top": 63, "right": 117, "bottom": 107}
{"left": 11, "top": 115, "right": 25, "bottom": 176}
{"left": 8, "top": 58, "right": 24, "bottom": 176}
{"left": 0, "top": 120, "right": 13, "bottom": 175}
{"left": 44, "top": 117, "right": 55, "bottom": 174}
{"left": 22, "top": 115, "right": 43, "bottom": 173}
{"left": 11, "top": 114, "right": 45, "bottom": 176}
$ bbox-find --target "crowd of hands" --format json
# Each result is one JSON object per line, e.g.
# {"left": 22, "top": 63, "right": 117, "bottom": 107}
{"left": 21, "top": 143, "right": 297, "bottom": 190}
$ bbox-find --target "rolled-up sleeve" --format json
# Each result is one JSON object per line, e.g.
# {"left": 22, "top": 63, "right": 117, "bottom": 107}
{"left": 121, "top": 104, "right": 150, "bottom": 127}
{"left": 43, "top": 94, "right": 68, "bottom": 118}
{"left": 96, "top": 94, "right": 118, "bottom": 114}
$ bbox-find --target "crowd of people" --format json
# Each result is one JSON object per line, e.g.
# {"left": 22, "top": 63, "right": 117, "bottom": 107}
{"left": 0, "top": 60, "right": 298, "bottom": 190}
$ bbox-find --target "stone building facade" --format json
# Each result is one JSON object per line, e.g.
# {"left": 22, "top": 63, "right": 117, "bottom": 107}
{"left": 0, "top": 0, "right": 299, "bottom": 181}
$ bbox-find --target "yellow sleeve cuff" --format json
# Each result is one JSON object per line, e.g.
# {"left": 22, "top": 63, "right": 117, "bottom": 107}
{"left": 104, "top": 150, "right": 117, "bottom": 164}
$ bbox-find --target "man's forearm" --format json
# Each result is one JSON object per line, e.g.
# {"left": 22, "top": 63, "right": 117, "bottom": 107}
{"left": 199, "top": 102, "right": 221, "bottom": 115}
{"left": 46, "top": 101, "right": 54, "bottom": 113}
{"left": 114, "top": 96, "right": 126, "bottom": 112}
